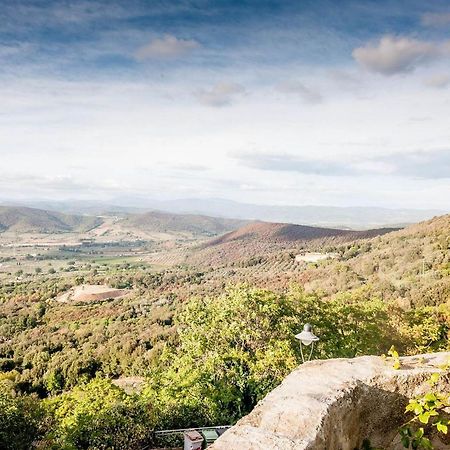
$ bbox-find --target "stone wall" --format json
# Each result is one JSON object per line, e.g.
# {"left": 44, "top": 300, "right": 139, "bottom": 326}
{"left": 210, "top": 353, "right": 450, "bottom": 450}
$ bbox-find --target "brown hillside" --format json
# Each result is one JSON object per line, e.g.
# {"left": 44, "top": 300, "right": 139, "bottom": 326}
{"left": 179, "top": 214, "right": 449, "bottom": 306}
{"left": 206, "top": 221, "right": 396, "bottom": 247}
{"left": 190, "top": 221, "right": 396, "bottom": 267}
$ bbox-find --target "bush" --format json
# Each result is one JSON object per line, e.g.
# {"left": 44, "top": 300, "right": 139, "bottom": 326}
{"left": 0, "top": 388, "right": 44, "bottom": 450}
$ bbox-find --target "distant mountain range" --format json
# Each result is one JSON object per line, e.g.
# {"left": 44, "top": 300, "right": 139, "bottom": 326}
{"left": 3, "top": 198, "right": 444, "bottom": 230}
{"left": 140, "top": 198, "right": 444, "bottom": 229}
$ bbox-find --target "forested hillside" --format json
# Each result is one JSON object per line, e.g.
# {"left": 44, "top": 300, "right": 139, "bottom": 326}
{"left": 0, "top": 207, "right": 102, "bottom": 233}
{"left": 121, "top": 210, "right": 249, "bottom": 237}
{"left": 190, "top": 221, "right": 395, "bottom": 267}
{"left": 300, "top": 214, "right": 450, "bottom": 306}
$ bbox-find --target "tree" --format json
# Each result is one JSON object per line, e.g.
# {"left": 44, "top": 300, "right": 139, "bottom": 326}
{"left": 143, "top": 286, "right": 304, "bottom": 428}
{"left": 45, "top": 378, "right": 153, "bottom": 449}
{"left": 0, "top": 387, "right": 44, "bottom": 450}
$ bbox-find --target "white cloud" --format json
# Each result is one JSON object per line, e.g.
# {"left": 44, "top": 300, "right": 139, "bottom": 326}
{"left": 232, "top": 152, "right": 355, "bottom": 175}
{"left": 135, "top": 34, "right": 200, "bottom": 60}
{"left": 276, "top": 80, "right": 322, "bottom": 104}
{"left": 424, "top": 74, "right": 450, "bottom": 89}
{"left": 421, "top": 12, "right": 450, "bottom": 27}
{"left": 352, "top": 36, "right": 438, "bottom": 75}
{"left": 195, "top": 82, "right": 246, "bottom": 107}
{"left": 232, "top": 149, "right": 450, "bottom": 179}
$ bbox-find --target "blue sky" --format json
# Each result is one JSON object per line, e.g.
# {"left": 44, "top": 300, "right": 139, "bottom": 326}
{"left": 1, "top": 0, "right": 450, "bottom": 208}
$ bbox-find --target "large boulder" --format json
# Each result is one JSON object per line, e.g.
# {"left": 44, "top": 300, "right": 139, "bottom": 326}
{"left": 211, "top": 353, "right": 450, "bottom": 450}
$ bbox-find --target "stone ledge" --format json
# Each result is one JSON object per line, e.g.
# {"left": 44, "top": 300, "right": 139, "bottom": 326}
{"left": 210, "top": 352, "right": 450, "bottom": 450}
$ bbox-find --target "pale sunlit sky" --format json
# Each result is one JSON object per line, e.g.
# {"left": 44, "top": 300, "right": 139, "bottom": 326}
{"left": 1, "top": 0, "right": 450, "bottom": 209}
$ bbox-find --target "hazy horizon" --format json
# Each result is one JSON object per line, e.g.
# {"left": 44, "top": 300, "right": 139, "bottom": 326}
{"left": 0, "top": 195, "right": 446, "bottom": 213}
{"left": 1, "top": 0, "right": 450, "bottom": 209}
{"left": 0, "top": 196, "right": 445, "bottom": 231}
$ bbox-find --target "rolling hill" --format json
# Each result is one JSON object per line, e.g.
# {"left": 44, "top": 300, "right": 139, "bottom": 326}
{"left": 207, "top": 221, "right": 395, "bottom": 246}
{"left": 174, "top": 214, "right": 449, "bottom": 308}
{"left": 297, "top": 213, "right": 450, "bottom": 305}
{"left": 0, "top": 206, "right": 103, "bottom": 233}
{"left": 120, "top": 210, "right": 249, "bottom": 237}
{"left": 185, "top": 221, "right": 397, "bottom": 267}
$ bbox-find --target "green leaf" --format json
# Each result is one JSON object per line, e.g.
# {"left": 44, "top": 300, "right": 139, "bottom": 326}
{"left": 428, "top": 373, "right": 440, "bottom": 385}
{"left": 388, "top": 345, "right": 398, "bottom": 358}
{"left": 424, "top": 393, "right": 437, "bottom": 402}
{"left": 420, "top": 437, "right": 433, "bottom": 450}
{"left": 401, "top": 435, "right": 410, "bottom": 448}
{"left": 436, "top": 421, "right": 448, "bottom": 434}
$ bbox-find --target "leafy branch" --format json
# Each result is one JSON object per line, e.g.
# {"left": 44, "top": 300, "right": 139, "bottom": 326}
{"left": 399, "top": 364, "right": 450, "bottom": 449}
{"left": 387, "top": 345, "right": 401, "bottom": 370}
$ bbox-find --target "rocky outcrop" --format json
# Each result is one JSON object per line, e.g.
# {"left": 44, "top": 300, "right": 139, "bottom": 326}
{"left": 211, "top": 353, "right": 450, "bottom": 450}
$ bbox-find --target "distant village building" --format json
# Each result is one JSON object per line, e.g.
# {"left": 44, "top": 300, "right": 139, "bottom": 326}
{"left": 295, "top": 252, "right": 339, "bottom": 263}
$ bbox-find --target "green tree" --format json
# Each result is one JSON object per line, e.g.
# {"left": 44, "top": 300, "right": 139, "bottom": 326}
{"left": 0, "top": 388, "right": 44, "bottom": 450}
{"left": 45, "top": 378, "right": 153, "bottom": 449}
{"left": 142, "top": 286, "right": 418, "bottom": 430}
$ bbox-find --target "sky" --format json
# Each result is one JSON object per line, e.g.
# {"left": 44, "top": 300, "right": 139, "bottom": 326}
{"left": 1, "top": 0, "right": 450, "bottom": 209}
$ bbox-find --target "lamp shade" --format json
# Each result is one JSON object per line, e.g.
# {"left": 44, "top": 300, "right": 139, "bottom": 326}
{"left": 295, "top": 323, "right": 319, "bottom": 346}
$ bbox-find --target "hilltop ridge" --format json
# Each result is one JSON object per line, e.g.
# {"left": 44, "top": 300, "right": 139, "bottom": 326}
{"left": 121, "top": 210, "right": 249, "bottom": 237}
{"left": 0, "top": 206, "right": 102, "bottom": 234}
{"left": 207, "top": 221, "right": 396, "bottom": 246}
{"left": 188, "top": 221, "right": 397, "bottom": 268}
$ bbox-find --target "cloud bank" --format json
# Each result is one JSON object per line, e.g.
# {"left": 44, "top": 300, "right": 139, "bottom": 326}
{"left": 424, "top": 74, "right": 450, "bottom": 89}
{"left": 233, "top": 149, "right": 450, "bottom": 179}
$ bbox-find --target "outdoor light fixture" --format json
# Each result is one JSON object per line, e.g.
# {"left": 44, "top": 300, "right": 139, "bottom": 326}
{"left": 295, "top": 323, "right": 319, "bottom": 363}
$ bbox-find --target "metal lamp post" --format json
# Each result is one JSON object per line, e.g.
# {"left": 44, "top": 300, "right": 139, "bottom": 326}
{"left": 295, "top": 323, "right": 319, "bottom": 363}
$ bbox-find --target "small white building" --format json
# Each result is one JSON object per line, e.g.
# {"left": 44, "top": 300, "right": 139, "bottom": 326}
{"left": 295, "top": 252, "right": 339, "bottom": 263}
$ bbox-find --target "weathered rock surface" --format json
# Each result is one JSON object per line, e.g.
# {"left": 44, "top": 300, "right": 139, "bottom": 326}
{"left": 211, "top": 353, "right": 450, "bottom": 450}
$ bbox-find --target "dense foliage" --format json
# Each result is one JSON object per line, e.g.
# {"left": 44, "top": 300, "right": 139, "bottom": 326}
{"left": 1, "top": 283, "right": 449, "bottom": 449}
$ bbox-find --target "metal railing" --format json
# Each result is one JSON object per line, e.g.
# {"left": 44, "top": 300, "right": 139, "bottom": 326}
{"left": 141, "top": 426, "right": 232, "bottom": 449}
{"left": 154, "top": 425, "right": 231, "bottom": 436}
